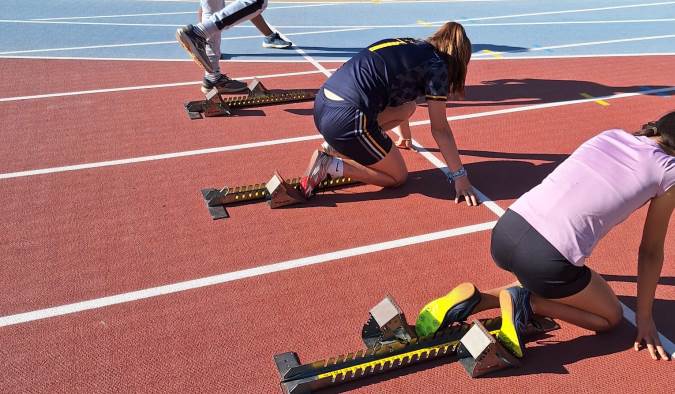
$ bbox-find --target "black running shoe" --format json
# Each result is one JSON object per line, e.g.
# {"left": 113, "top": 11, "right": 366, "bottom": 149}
{"left": 201, "top": 74, "right": 249, "bottom": 94}
{"left": 176, "top": 24, "right": 213, "bottom": 73}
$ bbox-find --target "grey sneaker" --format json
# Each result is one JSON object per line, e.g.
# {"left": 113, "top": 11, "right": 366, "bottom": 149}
{"left": 201, "top": 74, "right": 248, "bottom": 94}
{"left": 262, "top": 32, "right": 292, "bottom": 49}
{"left": 176, "top": 24, "right": 213, "bottom": 73}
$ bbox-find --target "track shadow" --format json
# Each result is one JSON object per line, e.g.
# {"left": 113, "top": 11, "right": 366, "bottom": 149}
{"left": 444, "top": 79, "right": 673, "bottom": 107}
{"left": 488, "top": 320, "right": 635, "bottom": 377}
{"left": 603, "top": 274, "right": 675, "bottom": 287}
{"left": 618, "top": 295, "right": 674, "bottom": 341}
{"left": 222, "top": 44, "right": 528, "bottom": 60}
{"left": 473, "top": 44, "right": 529, "bottom": 53}
{"left": 227, "top": 108, "right": 266, "bottom": 117}
{"left": 221, "top": 45, "right": 361, "bottom": 59}
{"left": 285, "top": 108, "right": 314, "bottom": 116}
{"left": 294, "top": 150, "right": 566, "bottom": 208}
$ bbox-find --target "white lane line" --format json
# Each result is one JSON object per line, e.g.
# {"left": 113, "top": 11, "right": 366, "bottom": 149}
{"left": 620, "top": 303, "right": 675, "bottom": 359}
{"left": 7, "top": 18, "right": 675, "bottom": 28}
{"left": 0, "top": 68, "right": 336, "bottom": 102}
{"left": 0, "top": 221, "right": 497, "bottom": 328}
{"left": 436, "top": 1, "right": 675, "bottom": 23}
{"left": 0, "top": 135, "right": 323, "bottom": 180}
{"left": 2, "top": 86, "right": 674, "bottom": 180}
{"left": 0, "top": 26, "right": 368, "bottom": 55}
{"left": 273, "top": 27, "right": 333, "bottom": 77}
{"left": 2, "top": 27, "right": 673, "bottom": 57}
{"left": 474, "top": 34, "right": 675, "bottom": 57}
{"left": 2, "top": 52, "right": 675, "bottom": 63}
{"left": 32, "top": 11, "right": 195, "bottom": 20}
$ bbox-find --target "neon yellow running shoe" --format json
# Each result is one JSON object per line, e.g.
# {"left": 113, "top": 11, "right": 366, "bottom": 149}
{"left": 415, "top": 282, "right": 481, "bottom": 337}
{"left": 496, "top": 287, "right": 533, "bottom": 358}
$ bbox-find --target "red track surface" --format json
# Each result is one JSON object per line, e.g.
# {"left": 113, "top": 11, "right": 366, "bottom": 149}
{"left": 1, "top": 56, "right": 673, "bottom": 393}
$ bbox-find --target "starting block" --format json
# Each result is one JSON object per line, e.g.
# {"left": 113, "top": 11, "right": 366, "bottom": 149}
{"left": 361, "top": 295, "right": 416, "bottom": 348}
{"left": 201, "top": 174, "right": 358, "bottom": 220}
{"left": 184, "top": 79, "right": 317, "bottom": 119}
{"left": 273, "top": 295, "right": 559, "bottom": 393}
{"left": 266, "top": 171, "right": 306, "bottom": 209}
{"left": 457, "top": 319, "right": 520, "bottom": 377}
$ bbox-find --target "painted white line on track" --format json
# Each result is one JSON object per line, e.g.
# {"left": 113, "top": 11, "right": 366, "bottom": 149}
{"left": 474, "top": 34, "right": 675, "bottom": 57}
{"left": 437, "top": 1, "right": 675, "bottom": 24}
{"left": 0, "top": 68, "right": 336, "bottom": 102}
{"left": 2, "top": 52, "right": 675, "bottom": 63}
{"left": 620, "top": 303, "right": 675, "bottom": 359}
{"left": 273, "top": 27, "right": 333, "bottom": 77}
{"left": 0, "top": 27, "right": 369, "bottom": 55}
{"left": 0, "top": 221, "right": 497, "bottom": 327}
{"left": 2, "top": 86, "right": 674, "bottom": 180}
{"left": 0, "top": 135, "right": 323, "bottom": 180}
{"left": 7, "top": 18, "right": 675, "bottom": 28}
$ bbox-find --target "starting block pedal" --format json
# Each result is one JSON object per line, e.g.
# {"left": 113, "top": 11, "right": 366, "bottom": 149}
{"left": 457, "top": 319, "right": 520, "bottom": 377}
{"left": 361, "top": 295, "right": 416, "bottom": 348}
{"left": 266, "top": 171, "right": 306, "bottom": 209}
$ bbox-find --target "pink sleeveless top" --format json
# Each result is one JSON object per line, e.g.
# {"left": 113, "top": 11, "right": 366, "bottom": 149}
{"left": 510, "top": 129, "right": 675, "bottom": 266}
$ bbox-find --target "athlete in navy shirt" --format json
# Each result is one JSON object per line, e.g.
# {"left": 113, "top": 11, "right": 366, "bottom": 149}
{"left": 300, "top": 22, "right": 478, "bottom": 206}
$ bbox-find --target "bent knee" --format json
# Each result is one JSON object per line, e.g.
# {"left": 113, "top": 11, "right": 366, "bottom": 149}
{"left": 598, "top": 303, "right": 624, "bottom": 332}
{"left": 389, "top": 169, "right": 408, "bottom": 187}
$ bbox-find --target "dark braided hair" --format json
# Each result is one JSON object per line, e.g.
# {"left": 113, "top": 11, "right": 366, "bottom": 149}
{"left": 635, "top": 110, "right": 675, "bottom": 154}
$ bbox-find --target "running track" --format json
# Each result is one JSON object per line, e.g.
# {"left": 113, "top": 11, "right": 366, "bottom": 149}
{"left": 0, "top": 1, "right": 673, "bottom": 392}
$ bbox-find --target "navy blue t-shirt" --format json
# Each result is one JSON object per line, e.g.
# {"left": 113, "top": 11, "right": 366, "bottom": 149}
{"left": 322, "top": 38, "right": 450, "bottom": 113}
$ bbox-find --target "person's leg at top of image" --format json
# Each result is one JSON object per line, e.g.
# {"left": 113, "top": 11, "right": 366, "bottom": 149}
{"left": 176, "top": 0, "right": 269, "bottom": 75}
{"left": 197, "top": 0, "right": 247, "bottom": 93}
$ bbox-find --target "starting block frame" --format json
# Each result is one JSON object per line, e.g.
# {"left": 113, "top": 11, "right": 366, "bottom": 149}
{"left": 201, "top": 173, "right": 358, "bottom": 220}
{"left": 274, "top": 314, "right": 558, "bottom": 393}
{"left": 184, "top": 79, "right": 317, "bottom": 119}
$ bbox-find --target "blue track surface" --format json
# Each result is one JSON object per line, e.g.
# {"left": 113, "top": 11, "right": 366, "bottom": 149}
{"left": 0, "top": 0, "right": 674, "bottom": 60}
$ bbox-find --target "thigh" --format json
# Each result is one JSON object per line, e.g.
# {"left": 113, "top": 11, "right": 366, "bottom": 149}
{"left": 201, "top": 0, "right": 224, "bottom": 14}
{"left": 377, "top": 101, "right": 415, "bottom": 130}
{"left": 367, "top": 145, "right": 407, "bottom": 184}
{"left": 554, "top": 270, "right": 622, "bottom": 325}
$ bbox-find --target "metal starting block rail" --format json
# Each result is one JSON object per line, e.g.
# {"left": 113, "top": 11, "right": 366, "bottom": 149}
{"left": 184, "top": 79, "right": 317, "bottom": 119}
{"left": 201, "top": 172, "right": 359, "bottom": 220}
{"left": 274, "top": 295, "right": 559, "bottom": 393}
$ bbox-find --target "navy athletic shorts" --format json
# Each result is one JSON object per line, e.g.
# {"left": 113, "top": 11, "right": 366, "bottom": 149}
{"left": 313, "top": 88, "right": 393, "bottom": 166}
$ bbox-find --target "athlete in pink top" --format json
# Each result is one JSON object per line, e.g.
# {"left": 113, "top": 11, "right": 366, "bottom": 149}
{"left": 414, "top": 111, "right": 675, "bottom": 361}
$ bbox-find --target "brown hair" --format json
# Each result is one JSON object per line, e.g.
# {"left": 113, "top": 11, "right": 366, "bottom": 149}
{"left": 635, "top": 110, "right": 675, "bottom": 154}
{"left": 426, "top": 22, "right": 472, "bottom": 98}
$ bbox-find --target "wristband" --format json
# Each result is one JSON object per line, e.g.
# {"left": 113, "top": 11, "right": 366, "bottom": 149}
{"left": 447, "top": 166, "right": 467, "bottom": 182}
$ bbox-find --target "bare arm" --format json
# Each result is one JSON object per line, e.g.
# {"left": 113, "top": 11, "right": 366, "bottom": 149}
{"left": 634, "top": 186, "right": 674, "bottom": 360}
{"left": 426, "top": 100, "right": 478, "bottom": 206}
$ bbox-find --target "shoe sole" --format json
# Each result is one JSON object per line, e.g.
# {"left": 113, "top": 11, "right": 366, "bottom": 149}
{"left": 176, "top": 30, "right": 214, "bottom": 73}
{"left": 497, "top": 290, "right": 524, "bottom": 358}
{"left": 262, "top": 43, "right": 292, "bottom": 49}
{"left": 415, "top": 282, "right": 478, "bottom": 337}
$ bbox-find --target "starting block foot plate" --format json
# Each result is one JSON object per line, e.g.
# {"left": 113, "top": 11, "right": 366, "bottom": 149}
{"left": 266, "top": 171, "right": 306, "bottom": 209}
{"left": 457, "top": 319, "right": 520, "bottom": 377}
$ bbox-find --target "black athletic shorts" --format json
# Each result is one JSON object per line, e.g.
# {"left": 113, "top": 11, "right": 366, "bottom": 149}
{"left": 490, "top": 209, "right": 592, "bottom": 299}
{"left": 313, "top": 88, "right": 393, "bottom": 166}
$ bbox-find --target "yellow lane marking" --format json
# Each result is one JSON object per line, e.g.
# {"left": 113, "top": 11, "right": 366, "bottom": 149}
{"left": 580, "top": 93, "right": 610, "bottom": 106}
